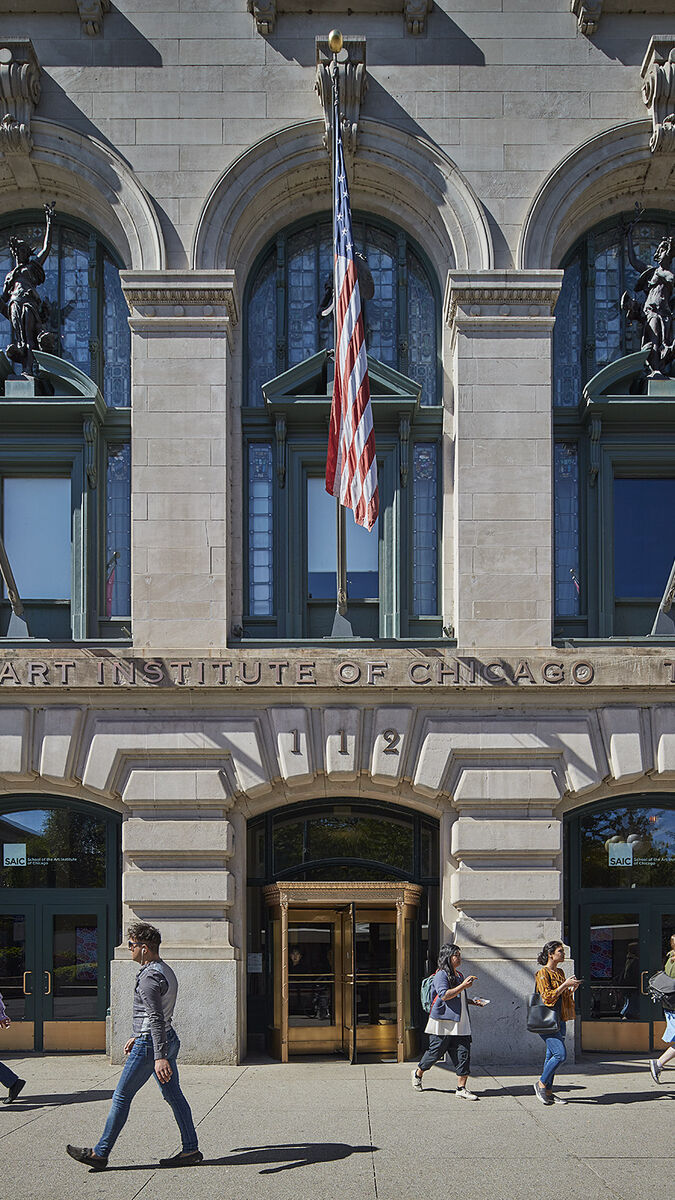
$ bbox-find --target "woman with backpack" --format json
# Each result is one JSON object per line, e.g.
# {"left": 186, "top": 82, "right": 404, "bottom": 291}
{"left": 533, "top": 940, "right": 580, "bottom": 1106}
{"left": 411, "top": 943, "right": 486, "bottom": 1100}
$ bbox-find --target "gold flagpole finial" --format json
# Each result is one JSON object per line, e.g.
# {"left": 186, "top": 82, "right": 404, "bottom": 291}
{"left": 328, "top": 29, "right": 343, "bottom": 54}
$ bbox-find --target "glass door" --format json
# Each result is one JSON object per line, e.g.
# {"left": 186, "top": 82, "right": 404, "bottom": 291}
{"left": 580, "top": 905, "right": 652, "bottom": 1051}
{"left": 352, "top": 909, "right": 397, "bottom": 1056}
{"left": 286, "top": 910, "right": 342, "bottom": 1056}
{"left": 41, "top": 904, "right": 108, "bottom": 1051}
{"left": 0, "top": 906, "right": 35, "bottom": 1051}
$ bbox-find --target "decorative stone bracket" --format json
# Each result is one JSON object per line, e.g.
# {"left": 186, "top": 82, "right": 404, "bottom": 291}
{"left": 570, "top": 0, "right": 603, "bottom": 34}
{"left": 248, "top": 1, "right": 431, "bottom": 38}
{"left": 641, "top": 36, "right": 675, "bottom": 155}
{"left": 0, "top": 40, "right": 40, "bottom": 187}
{"left": 76, "top": 0, "right": 110, "bottom": 36}
{"left": 315, "top": 38, "right": 367, "bottom": 158}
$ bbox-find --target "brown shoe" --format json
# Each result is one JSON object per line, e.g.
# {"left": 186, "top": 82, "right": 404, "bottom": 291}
{"left": 66, "top": 1145, "right": 108, "bottom": 1170}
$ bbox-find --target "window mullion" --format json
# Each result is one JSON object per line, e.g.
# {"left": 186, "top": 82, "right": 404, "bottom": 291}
{"left": 276, "top": 234, "right": 286, "bottom": 375}
{"left": 397, "top": 231, "right": 408, "bottom": 377}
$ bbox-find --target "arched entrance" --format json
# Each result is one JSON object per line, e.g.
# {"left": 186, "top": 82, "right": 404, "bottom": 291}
{"left": 0, "top": 796, "right": 120, "bottom": 1051}
{"left": 566, "top": 795, "right": 675, "bottom": 1052}
{"left": 246, "top": 800, "right": 439, "bottom": 1062}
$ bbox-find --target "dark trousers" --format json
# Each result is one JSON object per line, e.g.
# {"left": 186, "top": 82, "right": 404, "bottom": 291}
{"left": 0, "top": 1059, "right": 19, "bottom": 1089}
{"left": 418, "top": 1033, "right": 471, "bottom": 1077}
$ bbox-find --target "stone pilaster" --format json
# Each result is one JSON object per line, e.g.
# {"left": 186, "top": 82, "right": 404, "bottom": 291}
{"left": 109, "top": 767, "right": 239, "bottom": 1064}
{"left": 445, "top": 271, "right": 563, "bottom": 650}
{"left": 121, "top": 271, "right": 239, "bottom": 650}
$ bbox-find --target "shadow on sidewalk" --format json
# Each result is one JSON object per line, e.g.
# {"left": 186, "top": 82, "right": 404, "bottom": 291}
{"left": 568, "top": 1089, "right": 675, "bottom": 1104}
{"left": 102, "top": 1142, "right": 377, "bottom": 1174}
{"left": 4, "top": 1090, "right": 114, "bottom": 1111}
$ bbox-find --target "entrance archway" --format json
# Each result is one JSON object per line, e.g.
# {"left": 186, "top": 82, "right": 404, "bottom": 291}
{"left": 565, "top": 795, "right": 675, "bottom": 1052}
{"left": 246, "top": 799, "right": 439, "bottom": 1061}
{"left": 0, "top": 796, "right": 120, "bottom": 1052}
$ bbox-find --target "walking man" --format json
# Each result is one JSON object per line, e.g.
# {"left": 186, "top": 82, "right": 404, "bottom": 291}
{"left": 66, "top": 922, "right": 202, "bottom": 1170}
{"left": 0, "top": 989, "right": 26, "bottom": 1104}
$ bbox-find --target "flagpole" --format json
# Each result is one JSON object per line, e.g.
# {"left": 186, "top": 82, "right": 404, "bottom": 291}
{"left": 329, "top": 29, "right": 352, "bottom": 636}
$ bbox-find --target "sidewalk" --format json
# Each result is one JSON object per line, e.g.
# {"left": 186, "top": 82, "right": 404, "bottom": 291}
{"left": 0, "top": 1053, "right": 671, "bottom": 1200}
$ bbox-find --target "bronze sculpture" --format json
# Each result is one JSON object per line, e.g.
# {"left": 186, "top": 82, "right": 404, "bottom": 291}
{"left": 621, "top": 206, "right": 675, "bottom": 380}
{"left": 0, "top": 201, "right": 56, "bottom": 375}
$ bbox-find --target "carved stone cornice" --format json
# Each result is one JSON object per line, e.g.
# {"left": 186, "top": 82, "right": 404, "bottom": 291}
{"left": 641, "top": 36, "right": 675, "bottom": 155}
{"left": 0, "top": 40, "right": 40, "bottom": 157}
{"left": 121, "top": 271, "right": 239, "bottom": 324}
{"left": 570, "top": 0, "right": 603, "bottom": 35}
{"left": 315, "top": 38, "right": 367, "bottom": 158}
{"left": 444, "top": 271, "right": 564, "bottom": 333}
{"left": 263, "top": 881, "right": 423, "bottom": 908}
{"left": 8, "top": 2, "right": 109, "bottom": 37}
{"left": 248, "top": 1, "right": 431, "bottom": 37}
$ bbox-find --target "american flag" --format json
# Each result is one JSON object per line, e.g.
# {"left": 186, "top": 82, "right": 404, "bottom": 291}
{"left": 325, "top": 70, "right": 378, "bottom": 531}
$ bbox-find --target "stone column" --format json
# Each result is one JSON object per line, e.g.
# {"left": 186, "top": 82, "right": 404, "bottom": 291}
{"left": 450, "top": 766, "right": 570, "bottom": 1065}
{"left": 108, "top": 767, "right": 239, "bottom": 1064}
{"left": 445, "top": 272, "right": 562, "bottom": 649}
{"left": 121, "top": 271, "right": 239, "bottom": 649}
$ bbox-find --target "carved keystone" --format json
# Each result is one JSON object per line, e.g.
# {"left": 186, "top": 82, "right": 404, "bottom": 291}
{"left": 641, "top": 36, "right": 675, "bottom": 155}
{"left": 0, "top": 40, "right": 40, "bottom": 187}
{"left": 315, "top": 37, "right": 367, "bottom": 158}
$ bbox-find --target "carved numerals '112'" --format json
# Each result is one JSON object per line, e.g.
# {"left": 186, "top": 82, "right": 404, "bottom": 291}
{"left": 382, "top": 728, "right": 400, "bottom": 755}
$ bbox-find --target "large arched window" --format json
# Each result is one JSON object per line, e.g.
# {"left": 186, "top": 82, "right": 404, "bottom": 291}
{"left": 246, "top": 215, "right": 439, "bottom": 408}
{"left": 553, "top": 214, "right": 675, "bottom": 639}
{"left": 0, "top": 213, "right": 131, "bottom": 639}
{"left": 242, "top": 215, "right": 442, "bottom": 640}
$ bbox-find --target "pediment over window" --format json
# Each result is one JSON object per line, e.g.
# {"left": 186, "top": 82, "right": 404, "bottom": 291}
{"left": 262, "top": 349, "right": 422, "bottom": 421}
{"left": 8, "top": 1, "right": 109, "bottom": 36}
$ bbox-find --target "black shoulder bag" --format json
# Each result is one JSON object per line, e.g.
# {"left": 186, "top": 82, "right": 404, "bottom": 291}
{"left": 526, "top": 991, "right": 560, "bottom": 1034}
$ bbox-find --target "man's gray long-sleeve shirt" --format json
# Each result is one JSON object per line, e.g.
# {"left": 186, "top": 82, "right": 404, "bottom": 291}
{"left": 132, "top": 959, "right": 178, "bottom": 1060}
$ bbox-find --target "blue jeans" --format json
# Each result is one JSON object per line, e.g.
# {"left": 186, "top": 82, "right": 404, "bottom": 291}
{"left": 539, "top": 1021, "right": 567, "bottom": 1089}
{"left": 95, "top": 1030, "right": 198, "bottom": 1158}
{"left": 0, "top": 1060, "right": 19, "bottom": 1089}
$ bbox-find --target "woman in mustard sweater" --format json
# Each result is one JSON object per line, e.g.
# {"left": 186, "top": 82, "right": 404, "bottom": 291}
{"left": 533, "top": 941, "right": 581, "bottom": 1106}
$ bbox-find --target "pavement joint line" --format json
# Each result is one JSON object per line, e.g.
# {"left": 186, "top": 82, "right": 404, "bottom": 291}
{"left": 129, "top": 1171, "right": 156, "bottom": 1200}
{"left": 0, "top": 1070, "right": 115, "bottom": 1143}
{"left": 363, "top": 1066, "right": 378, "bottom": 1200}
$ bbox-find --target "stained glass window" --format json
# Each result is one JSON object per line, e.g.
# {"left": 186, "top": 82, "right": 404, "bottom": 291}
{"left": 554, "top": 442, "right": 580, "bottom": 617}
{"left": 246, "top": 216, "right": 438, "bottom": 406}
{"left": 105, "top": 444, "right": 131, "bottom": 618}
{"left": 413, "top": 444, "right": 438, "bottom": 616}
{"left": 248, "top": 444, "right": 274, "bottom": 615}
{"left": 0, "top": 215, "right": 129, "bottom": 407}
{"left": 554, "top": 217, "right": 673, "bottom": 405}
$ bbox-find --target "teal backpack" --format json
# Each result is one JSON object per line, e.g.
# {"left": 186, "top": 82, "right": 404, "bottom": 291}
{"left": 420, "top": 973, "right": 437, "bottom": 1013}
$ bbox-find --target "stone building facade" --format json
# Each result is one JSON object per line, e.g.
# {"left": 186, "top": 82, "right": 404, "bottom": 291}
{"left": 0, "top": 2, "right": 674, "bottom": 1065}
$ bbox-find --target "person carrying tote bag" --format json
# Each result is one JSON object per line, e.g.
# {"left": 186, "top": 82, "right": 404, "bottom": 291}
{"left": 649, "top": 932, "right": 675, "bottom": 1085}
{"left": 532, "top": 940, "right": 580, "bottom": 1106}
{"left": 411, "top": 942, "right": 487, "bottom": 1101}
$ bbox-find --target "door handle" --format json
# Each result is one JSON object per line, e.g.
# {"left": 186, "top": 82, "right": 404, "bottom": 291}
{"left": 22, "top": 971, "right": 32, "bottom": 995}
{"left": 640, "top": 970, "right": 649, "bottom": 995}
{"left": 43, "top": 970, "right": 52, "bottom": 996}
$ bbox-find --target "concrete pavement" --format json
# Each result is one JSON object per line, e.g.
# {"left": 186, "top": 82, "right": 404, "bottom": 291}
{"left": 0, "top": 1052, "right": 672, "bottom": 1200}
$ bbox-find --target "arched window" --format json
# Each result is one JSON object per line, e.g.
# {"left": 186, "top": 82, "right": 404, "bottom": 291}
{"left": 246, "top": 215, "right": 438, "bottom": 408}
{"left": 553, "top": 214, "right": 675, "bottom": 638}
{"left": 0, "top": 214, "right": 130, "bottom": 639}
{"left": 242, "top": 215, "right": 442, "bottom": 640}
{"left": 0, "top": 213, "right": 130, "bottom": 407}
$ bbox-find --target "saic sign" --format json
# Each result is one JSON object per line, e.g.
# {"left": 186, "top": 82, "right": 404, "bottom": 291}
{"left": 3, "top": 843, "right": 26, "bottom": 867}
{"left": 608, "top": 842, "right": 633, "bottom": 867}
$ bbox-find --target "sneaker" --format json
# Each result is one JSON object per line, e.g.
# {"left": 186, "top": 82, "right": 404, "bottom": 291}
{"left": 533, "top": 1082, "right": 553, "bottom": 1106}
{"left": 411, "top": 1068, "right": 423, "bottom": 1090}
{"left": 548, "top": 1091, "right": 568, "bottom": 1104}
{"left": 649, "top": 1059, "right": 662, "bottom": 1085}
{"left": 455, "top": 1086, "right": 478, "bottom": 1100}
{"left": 158, "top": 1150, "right": 203, "bottom": 1167}
{"left": 66, "top": 1145, "right": 108, "bottom": 1171}
{"left": 4, "top": 1078, "right": 25, "bottom": 1104}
